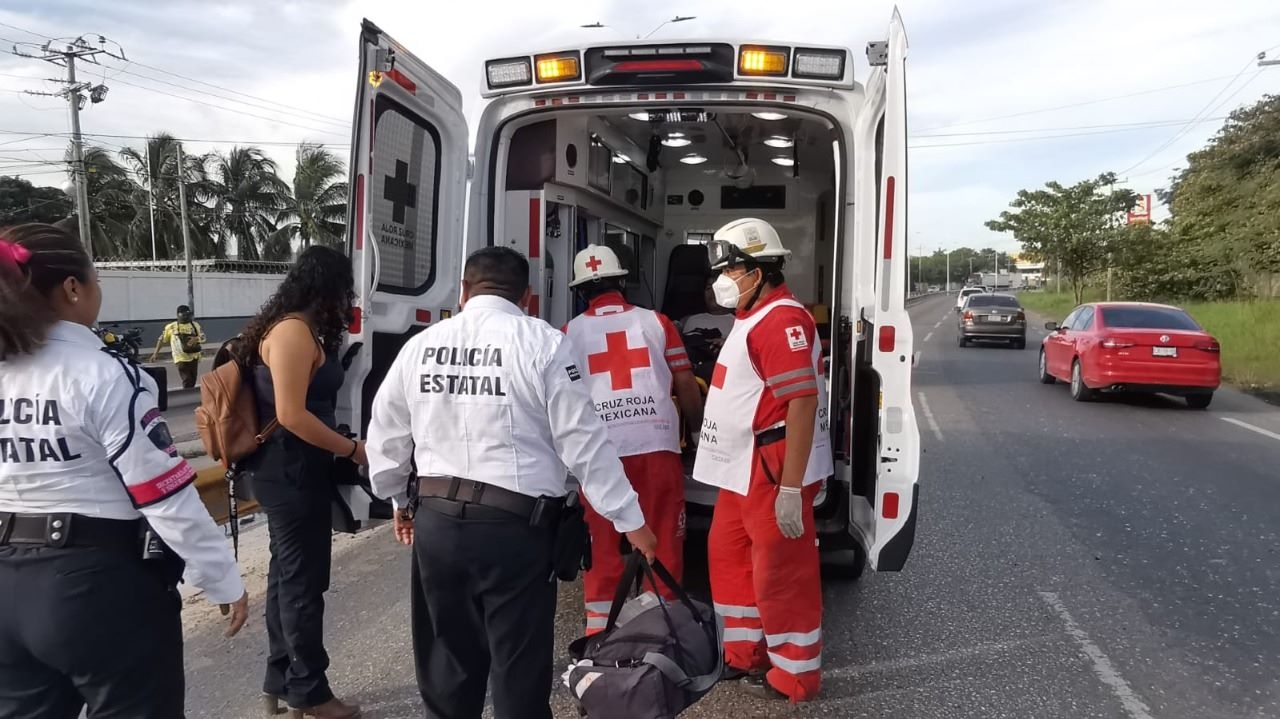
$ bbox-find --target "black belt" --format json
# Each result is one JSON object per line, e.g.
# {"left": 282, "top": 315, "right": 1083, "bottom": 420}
{"left": 417, "top": 476, "right": 558, "bottom": 522}
{"left": 755, "top": 426, "right": 787, "bottom": 448}
{"left": 0, "top": 512, "right": 141, "bottom": 550}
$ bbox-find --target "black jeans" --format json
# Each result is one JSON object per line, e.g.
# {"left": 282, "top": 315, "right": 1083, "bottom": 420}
{"left": 0, "top": 543, "right": 184, "bottom": 718}
{"left": 251, "top": 432, "right": 336, "bottom": 708}
{"left": 411, "top": 501, "right": 556, "bottom": 719}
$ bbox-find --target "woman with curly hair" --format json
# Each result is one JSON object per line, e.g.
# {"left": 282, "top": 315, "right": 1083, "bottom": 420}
{"left": 238, "top": 245, "right": 365, "bottom": 719}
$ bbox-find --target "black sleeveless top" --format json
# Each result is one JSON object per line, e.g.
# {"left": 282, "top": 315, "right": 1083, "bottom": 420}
{"left": 252, "top": 323, "right": 344, "bottom": 430}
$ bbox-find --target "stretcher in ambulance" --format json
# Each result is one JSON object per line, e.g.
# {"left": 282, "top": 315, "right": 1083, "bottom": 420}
{"left": 332, "top": 13, "right": 919, "bottom": 577}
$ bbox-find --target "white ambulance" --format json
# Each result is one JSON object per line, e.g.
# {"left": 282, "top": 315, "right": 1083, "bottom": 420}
{"left": 332, "top": 13, "right": 920, "bottom": 577}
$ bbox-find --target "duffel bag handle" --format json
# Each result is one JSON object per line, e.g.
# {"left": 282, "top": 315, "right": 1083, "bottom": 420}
{"left": 604, "top": 554, "right": 716, "bottom": 634}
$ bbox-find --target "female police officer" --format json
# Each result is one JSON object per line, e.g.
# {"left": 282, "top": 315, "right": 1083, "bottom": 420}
{"left": 0, "top": 223, "right": 248, "bottom": 718}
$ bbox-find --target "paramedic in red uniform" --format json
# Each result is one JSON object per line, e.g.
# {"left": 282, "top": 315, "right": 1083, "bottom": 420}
{"left": 693, "top": 218, "right": 834, "bottom": 703}
{"left": 563, "top": 245, "right": 703, "bottom": 634}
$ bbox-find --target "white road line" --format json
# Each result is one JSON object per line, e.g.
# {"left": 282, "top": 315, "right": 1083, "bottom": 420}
{"left": 1038, "top": 592, "right": 1154, "bottom": 719}
{"left": 916, "top": 392, "right": 943, "bottom": 442}
{"left": 1222, "top": 417, "right": 1280, "bottom": 442}
{"left": 933, "top": 320, "right": 942, "bottom": 328}
{"left": 923, "top": 331, "right": 933, "bottom": 343}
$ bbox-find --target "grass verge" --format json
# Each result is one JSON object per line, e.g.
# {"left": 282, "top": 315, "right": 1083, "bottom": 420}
{"left": 1018, "top": 292, "right": 1280, "bottom": 392}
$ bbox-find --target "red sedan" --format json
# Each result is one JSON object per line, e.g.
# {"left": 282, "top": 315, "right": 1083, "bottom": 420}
{"left": 1038, "top": 302, "right": 1221, "bottom": 408}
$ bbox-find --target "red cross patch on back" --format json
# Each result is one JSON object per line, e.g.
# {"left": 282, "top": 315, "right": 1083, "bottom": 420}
{"left": 785, "top": 325, "right": 808, "bottom": 351}
{"left": 587, "top": 331, "right": 651, "bottom": 390}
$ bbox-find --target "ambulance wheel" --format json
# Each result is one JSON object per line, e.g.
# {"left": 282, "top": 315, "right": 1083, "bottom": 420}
{"left": 821, "top": 545, "right": 866, "bottom": 582}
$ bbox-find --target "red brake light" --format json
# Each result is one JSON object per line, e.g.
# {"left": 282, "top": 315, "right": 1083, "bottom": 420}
{"left": 962, "top": 311, "right": 973, "bottom": 321}
{"left": 1195, "top": 339, "right": 1221, "bottom": 353}
{"left": 1101, "top": 337, "right": 1135, "bottom": 349}
{"left": 1015, "top": 311, "right": 1026, "bottom": 322}
{"left": 612, "top": 59, "right": 705, "bottom": 73}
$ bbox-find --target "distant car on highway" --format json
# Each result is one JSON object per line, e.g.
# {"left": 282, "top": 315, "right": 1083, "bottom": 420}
{"left": 928, "top": 285, "right": 940, "bottom": 293}
{"left": 957, "top": 293, "right": 1026, "bottom": 349}
{"left": 954, "top": 286, "right": 985, "bottom": 312}
{"left": 1038, "top": 302, "right": 1221, "bottom": 408}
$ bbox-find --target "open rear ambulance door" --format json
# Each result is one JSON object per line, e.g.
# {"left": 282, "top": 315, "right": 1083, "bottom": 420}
{"left": 332, "top": 19, "right": 470, "bottom": 532}
{"left": 848, "top": 10, "right": 919, "bottom": 570}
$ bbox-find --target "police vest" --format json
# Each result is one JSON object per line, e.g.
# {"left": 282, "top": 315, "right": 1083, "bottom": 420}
{"left": 692, "top": 297, "right": 834, "bottom": 496}
{"left": 565, "top": 306, "right": 681, "bottom": 457}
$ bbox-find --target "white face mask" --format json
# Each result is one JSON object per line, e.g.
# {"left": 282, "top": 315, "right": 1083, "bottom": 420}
{"left": 712, "top": 271, "right": 757, "bottom": 309}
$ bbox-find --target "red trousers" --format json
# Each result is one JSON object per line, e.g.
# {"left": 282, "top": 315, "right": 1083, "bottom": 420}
{"left": 708, "top": 439, "right": 823, "bottom": 702}
{"left": 581, "top": 451, "right": 687, "bottom": 635}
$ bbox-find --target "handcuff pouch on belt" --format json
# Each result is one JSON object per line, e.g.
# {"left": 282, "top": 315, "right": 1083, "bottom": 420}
{"left": 141, "top": 523, "right": 186, "bottom": 587}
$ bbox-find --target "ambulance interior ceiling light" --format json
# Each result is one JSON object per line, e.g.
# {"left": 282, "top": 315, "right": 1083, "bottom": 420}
{"left": 679, "top": 153, "right": 708, "bottom": 165}
{"left": 752, "top": 111, "right": 787, "bottom": 121}
{"left": 627, "top": 109, "right": 715, "bottom": 124}
{"left": 662, "top": 134, "right": 692, "bottom": 148}
{"left": 763, "top": 135, "right": 793, "bottom": 148}
{"left": 612, "top": 153, "right": 632, "bottom": 164}
{"left": 771, "top": 156, "right": 795, "bottom": 167}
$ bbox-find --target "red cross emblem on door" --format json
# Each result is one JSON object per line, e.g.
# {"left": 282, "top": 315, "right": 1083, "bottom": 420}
{"left": 587, "top": 331, "right": 651, "bottom": 390}
{"left": 585, "top": 255, "right": 603, "bottom": 272}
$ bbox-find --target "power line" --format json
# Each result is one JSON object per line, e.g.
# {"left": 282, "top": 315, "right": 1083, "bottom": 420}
{"left": 0, "top": 128, "right": 351, "bottom": 148}
{"left": 103, "top": 75, "right": 347, "bottom": 137}
{"left": 0, "top": 21, "right": 52, "bottom": 40}
{"left": 1117, "top": 57, "right": 1263, "bottom": 176}
{"left": 909, "top": 116, "right": 1233, "bottom": 149}
{"left": 915, "top": 72, "right": 1260, "bottom": 133}
{"left": 912, "top": 116, "right": 1229, "bottom": 139}
{"left": 102, "top": 61, "right": 348, "bottom": 127}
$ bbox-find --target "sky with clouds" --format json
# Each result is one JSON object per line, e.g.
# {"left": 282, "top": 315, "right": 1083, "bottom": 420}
{"left": 2, "top": 0, "right": 1278, "bottom": 255}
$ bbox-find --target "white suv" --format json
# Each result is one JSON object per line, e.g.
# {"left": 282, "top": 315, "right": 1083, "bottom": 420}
{"left": 955, "top": 286, "right": 985, "bottom": 312}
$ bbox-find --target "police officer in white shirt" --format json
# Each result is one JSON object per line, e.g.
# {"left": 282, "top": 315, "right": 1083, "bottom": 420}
{"left": 366, "top": 246, "right": 658, "bottom": 719}
{"left": 0, "top": 223, "right": 247, "bottom": 719}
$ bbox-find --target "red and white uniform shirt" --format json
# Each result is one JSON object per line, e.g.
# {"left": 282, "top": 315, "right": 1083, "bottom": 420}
{"left": 564, "top": 291, "right": 689, "bottom": 457}
{"left": 0, "top": 321, "right": 244, "bottom": 604}
{"left": 693, "top": 286, "right": 833, "bottom": 495}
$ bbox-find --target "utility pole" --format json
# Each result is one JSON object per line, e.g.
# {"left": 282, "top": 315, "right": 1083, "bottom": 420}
{"left": 13, "top": 35, "right": 126, "bottom": 257}
{"left": 176, "top": 142, "right": 195, "bottom": 313}
{"left": 146, "top": 143, "right": 157, "bottom": 260}
{"left": 946, "top": 251, "right": 951, "bottom": 293}
{"left": 1260, "top": 51, "right": 1279, "bottom": 67}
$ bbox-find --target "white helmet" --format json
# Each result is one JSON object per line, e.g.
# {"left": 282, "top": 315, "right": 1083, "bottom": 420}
{"left": 708, "top": 218, "right": 791, "bottom": 270}
{"left": 569, "top": 244, "right": 629, "bottom": 287}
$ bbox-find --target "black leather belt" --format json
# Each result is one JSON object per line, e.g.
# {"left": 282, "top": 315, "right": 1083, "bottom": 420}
{"left": 0, "top": 512, "right": 141, "bottom": 550}
{"left": 755, "top": 425, "right": 787, "bottom": 448}
{"left": 417, "top": 476, "right": 556, "bottom": 522}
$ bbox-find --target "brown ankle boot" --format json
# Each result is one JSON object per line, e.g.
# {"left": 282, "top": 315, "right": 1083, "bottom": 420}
{"left": 287, "top": 697, "right": 362, "bottom": 719}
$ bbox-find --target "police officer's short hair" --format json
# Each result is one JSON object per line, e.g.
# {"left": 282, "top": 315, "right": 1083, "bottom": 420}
{"left": 464, "top": 247, "right": 529, "bottom": 305}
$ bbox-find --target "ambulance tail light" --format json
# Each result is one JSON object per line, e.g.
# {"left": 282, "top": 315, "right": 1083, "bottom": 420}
{"left": 882, "top": 491, "right": 900, "bottom": 520}
{"left": 486, "top": 57, "right": 532, "bottom": 89}
{"left": 738, "top": 46, "right": 789, "bottom": 76}
{"left": 878, "top": 325, "right": 895, "bottom": 353}
{"left": 535, "top": 52, "right": 581, "bottom": 84}
{"left": 585, "top": 44, "right": 734, "bottom": 86}
{"left": 792, "top": 48, "right": 846, "bottom": 79}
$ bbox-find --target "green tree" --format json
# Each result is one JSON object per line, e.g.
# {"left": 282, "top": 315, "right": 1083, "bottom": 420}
{"left": 986, "top": 172, "right": 1136, "bottom": 303}
{"left": 0, "top": 176, "right": 72, "bottom": 225}
{"left": 1164, "top": 94, "right": 1280, "bottom": 298}
{"left": 272, "top": 143, "right": 348, "bottom": 257}
{"left": 204, "top": 147, "right": 289, "bottom": 261}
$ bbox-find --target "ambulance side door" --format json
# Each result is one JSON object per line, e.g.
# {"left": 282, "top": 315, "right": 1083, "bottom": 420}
{"left": 333, "top": 19, "right": 470, "bottom": 532}
{"left": 850, "top": 10, "right": 920, "bottom": 571}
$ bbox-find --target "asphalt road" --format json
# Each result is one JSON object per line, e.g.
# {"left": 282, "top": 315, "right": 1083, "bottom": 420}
{"left": 178, "top": 293, "right": 1280, "bottom": 719}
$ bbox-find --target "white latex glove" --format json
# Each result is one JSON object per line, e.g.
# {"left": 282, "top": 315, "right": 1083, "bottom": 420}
{"left": 774, "top": 486, "right": 805, "bottom": 539}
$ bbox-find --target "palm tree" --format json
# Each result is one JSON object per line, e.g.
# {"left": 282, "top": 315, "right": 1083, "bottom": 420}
{"left": 69, "top": 145, "right": 141, "bottom": 259}
{"left": 273, "top": 143, "right": 348, "bottom": 257}
{"left": 119, "top": 135, "right": 223, "bottom": 261}
{"left": 204, "top": 146, "right": 289, "bottom": 261}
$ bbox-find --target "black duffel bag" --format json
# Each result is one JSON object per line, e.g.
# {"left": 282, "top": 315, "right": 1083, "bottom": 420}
{"left": 565, "top": 555, "right": 722, "bottom": 718}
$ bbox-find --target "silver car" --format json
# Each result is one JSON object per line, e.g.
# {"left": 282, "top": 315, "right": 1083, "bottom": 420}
{"left": 957, "top": 293, "right": 1027, "bottom": 349}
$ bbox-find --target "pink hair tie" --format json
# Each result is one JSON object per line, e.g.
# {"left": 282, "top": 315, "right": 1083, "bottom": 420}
{"left": 0, "top": 239, "right": 32, "bottom": 269}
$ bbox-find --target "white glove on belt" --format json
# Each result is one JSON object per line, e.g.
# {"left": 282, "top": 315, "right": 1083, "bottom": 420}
{"left": 774, "top": 485, "right": 805, "bottom": 539}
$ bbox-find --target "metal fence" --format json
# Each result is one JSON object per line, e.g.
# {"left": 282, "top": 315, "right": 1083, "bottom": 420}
{"left": 94, "top": 257, "right": 293, "bottom": 274}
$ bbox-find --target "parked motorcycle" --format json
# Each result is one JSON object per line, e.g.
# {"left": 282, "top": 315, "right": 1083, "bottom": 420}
{"left": 94, "top": 323, "right": 144, "bottom": 364}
